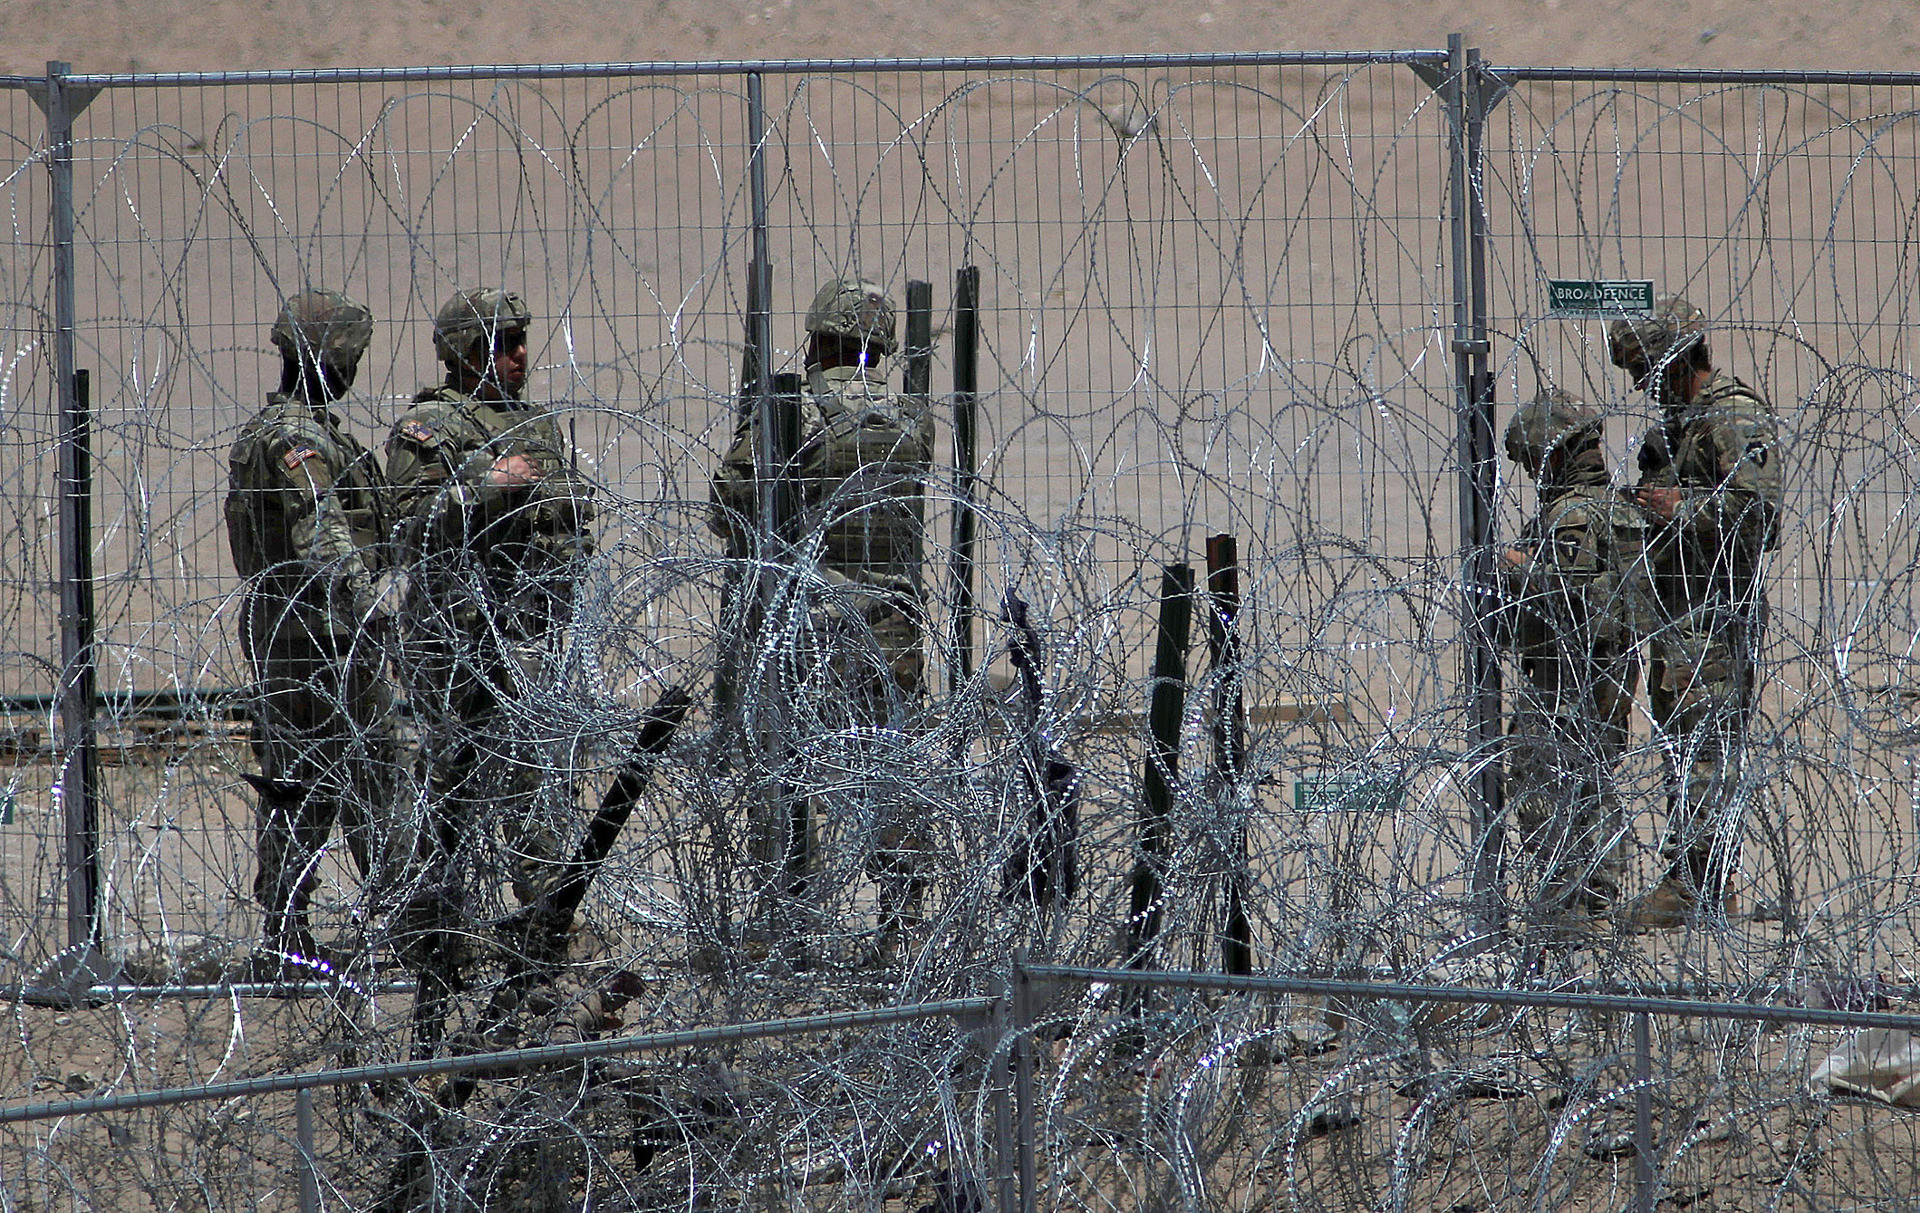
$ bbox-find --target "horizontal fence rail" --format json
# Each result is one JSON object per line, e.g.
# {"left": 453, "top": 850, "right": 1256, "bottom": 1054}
{"left": 4, "top": 40, "right": 1920, "bottom": 1212}
{"left": 4, "top": 967, "right": 1917, "bottom": 1213}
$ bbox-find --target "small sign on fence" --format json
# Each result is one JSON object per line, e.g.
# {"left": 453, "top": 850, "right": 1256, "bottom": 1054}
{"left": 1546, "top": 279, "right": 1655, "bottom": 317}
{"left": 1294, "top": 771, "right": 1403, "bottom": 815}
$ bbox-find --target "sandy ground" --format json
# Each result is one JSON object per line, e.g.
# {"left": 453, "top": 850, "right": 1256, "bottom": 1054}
{"left": 7, "top": 0, "right": 1920, "bottom": 78}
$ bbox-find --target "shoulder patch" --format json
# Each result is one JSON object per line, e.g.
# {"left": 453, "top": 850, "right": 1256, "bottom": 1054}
{"left": 398, "top": 419, "right": 438, "bottom": 445}
{"left": 281, "top": 446, "right": 322, "bottom": 471}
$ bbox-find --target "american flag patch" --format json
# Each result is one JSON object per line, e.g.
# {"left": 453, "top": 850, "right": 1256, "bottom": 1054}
{"left": 398, "top": 419, "right": 436, "bottom": 444}
{"left": 281, "top": 446, "right": 321, "bottom": 470}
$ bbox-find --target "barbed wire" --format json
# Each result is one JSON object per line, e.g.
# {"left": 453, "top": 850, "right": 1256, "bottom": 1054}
{"left": 1, "top": 58, "right": 1920, "bottom": 1210}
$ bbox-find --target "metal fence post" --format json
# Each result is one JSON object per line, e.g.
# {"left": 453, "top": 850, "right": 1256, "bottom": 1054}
{"left": 990, "top": 985, "right": 1015, "bottom": 1213}
{"left": 1011, "top": 951, "right": 1037, "bottom": 1213}
{"left": 30, "top": 61, "right": 107, "bottom": 973}
{"left": 1633, "top": 1012, "right": 1655, "bottom": 1213}
{"left": 1441, "top": 35, "right": 1505, "bottom": 937}
{"left": 296, "top": 1086, "right": 320, "bottom": 1213}
{"left": 745, "top": 69, "right": 778, "bottom": 659}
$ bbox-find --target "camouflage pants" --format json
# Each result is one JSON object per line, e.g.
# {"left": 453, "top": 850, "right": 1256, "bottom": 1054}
{"left": 396, "top": 631, "right": 582, "bottom": 1055}
{"left": 818, "top": 581, "right": 930, "bottom": 871}
{"left": 813, "top": 577, "right": 925, "bottom": 723}
{"left": 1505, "top": 651, "right": 1639, "bottom": 916}
{"left": 241, "top": 604, "right": 399, "bottom": 936}
{"left": 741, "top": 574, "right": 930, "bottom": 938}
{"left": 1647, "top": 601, "right": 1763, "bottom": 895}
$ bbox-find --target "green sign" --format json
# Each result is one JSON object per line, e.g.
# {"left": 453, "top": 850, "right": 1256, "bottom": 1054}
{"left": 1546, "top": 279, "right": 1655, "bottom": 316}
{"left": 1294, "top": 772, "right": 1403, "bottom": 815}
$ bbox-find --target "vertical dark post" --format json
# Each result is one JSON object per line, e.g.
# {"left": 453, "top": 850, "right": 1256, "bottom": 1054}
{"left": 1633, "top": 1012, "right": 1655, "bottom": 1213}
{"left": 1010, "top": 951, "right": 1037, "bottom": 1213}
{"left": 769, "top": 372, "right": 804, "bottom": 543}
{"left": 57, "top": 368, "right": 100, "bottom": 953}
{"left": 1127, "top": 565, "right": 1194, "bottom": 974}
{"left": 768, "top": 373, "right": 810, "bottom": 909}
{"left": 903, "top": 279, "right": 933, "bottom": 397}
{"left": 1205, "top": 535, "right": 1253, "bottom": 977}
{"left": 948, "top": 266, "right": 981, "bottom": 695}
{"left": 1444, "top": 36, "right": 1504, "bottom": 935}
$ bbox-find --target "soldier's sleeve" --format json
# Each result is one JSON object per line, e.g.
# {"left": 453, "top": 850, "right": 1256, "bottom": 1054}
{"left": 1546, "top": 506, "right": 1603, "bottom": 580}
{"left": 1676, "top": 388, "right": 1783, "bottom": 553}
{"left": 272, "top": 427, "right": 382, "bottom": 624}
{"left": 385, "top": 411, "right": 458, "bottom": 549}
{"left": 523, "top": 422, "right": 596, "bottom": 564}
{"left": 1490, "top": 519, "right": 1544, "bottom": 651}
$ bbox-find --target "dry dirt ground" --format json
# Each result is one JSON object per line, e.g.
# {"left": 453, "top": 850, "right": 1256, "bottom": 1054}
{"left": 8, "top": 0, "right": 1920, "bottom": 78}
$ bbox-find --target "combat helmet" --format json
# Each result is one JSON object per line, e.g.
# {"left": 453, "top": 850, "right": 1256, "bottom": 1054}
{"left": 1607, "top": 294, "right": 1706, "bottom": 381}
{"left": 804, "top": 277, "right": 897, "bottom": 357}
{"left": 270, "top": 289, "right": 373, "bottom": 375}
{"left": 1505, "top": 387, "right": 1603, "bottom": 468}
{"left": 433, "top": 287, "right": 533, "bottom": 363}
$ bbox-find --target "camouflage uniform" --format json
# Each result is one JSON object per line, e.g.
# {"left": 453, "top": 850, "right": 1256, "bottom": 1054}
{"left": 224, "top": 289, "right": 393, "bottom": 950}
{"left": 387, "top": 289, "right": 595, "bottom": 926}
{"left": 1611, "top": 297, "right": 1783, "bottom": 905}
{"left": 709, "top": 280, "right": 935, "bottom": 720}
{"left": 708, "top": 278, "right": 935, "bottom": 946}
{"left": 1498, "top": 390, "right": 1651, "bottom": 920}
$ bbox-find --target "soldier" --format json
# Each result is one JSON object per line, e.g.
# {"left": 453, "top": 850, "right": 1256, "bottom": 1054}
{"left": 225, "top": 288, "right": 392, "bottom": 961}
{"left": 1609, "top": 295, "right": 1783, "bottom": 928}
{"left": 386, "top": 287, "right": 594, "bottom": 1049}
{"left": 709, "top": 276, "right": 936, "bottom": 956}
{"left": 1498, "top": 388, "right": 1650, "bottom": 931}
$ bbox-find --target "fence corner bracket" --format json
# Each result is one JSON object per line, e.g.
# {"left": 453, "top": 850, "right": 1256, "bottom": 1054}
{"left": 1408, "top": 44, "right": 1507, "bottom": 114}
{"left": 1408, "top": 59, "right": 1452, "bottom": 96}
{"left": 30, "top": 62, "right": 102, "bottom": 122}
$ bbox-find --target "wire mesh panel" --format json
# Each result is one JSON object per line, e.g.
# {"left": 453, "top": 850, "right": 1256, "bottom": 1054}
{"left": 1485, "top": 73, "right": 1920, "bottom": 966}
{"left": 1482, "top": 69, "right": 1920, "bottom": 1212}
{"left": 0, "top": 56, "right": 1469, "bottom": 976}
{"left": 0, "top": 78, "right": 69, "bottom": 973}
{"left": 7, "top": 49, "right": 1920, "bottom": 1213}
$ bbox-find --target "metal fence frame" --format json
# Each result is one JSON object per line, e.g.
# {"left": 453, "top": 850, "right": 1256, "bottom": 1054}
{"left": 6, "top": 37, "right": 1920, "bottom": 974}
{"left": 4, "top": 962, "right": 1915, "bottom": 1213}
{"left": 6, "top": 41, "right": 1485, "bottom": 979}
{"left": 7, "top": 40, "right": 1920, "bottom": 1213}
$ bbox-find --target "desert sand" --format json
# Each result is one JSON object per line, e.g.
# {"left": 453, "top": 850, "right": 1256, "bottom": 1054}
{"left": 8, "top": 0, "right": 1919, "bottom": 78}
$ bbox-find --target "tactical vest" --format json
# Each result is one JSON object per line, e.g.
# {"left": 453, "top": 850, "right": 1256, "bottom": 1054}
{"left": 389, "top": 386, "right": 593, "bottom": 639}
{"left": 1506, "top": 484, "right": 1653, "bottom": 680}
{"left": 796, "top": 366, "right": 934, "bottom": 588}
